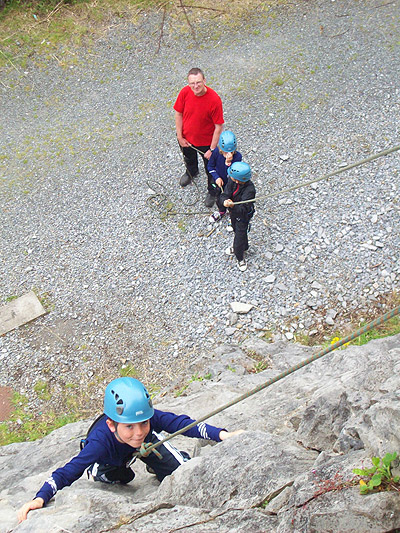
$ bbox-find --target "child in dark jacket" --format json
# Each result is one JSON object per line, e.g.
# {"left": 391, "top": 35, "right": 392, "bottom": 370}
{"left": 220, "top": 161, "right": 256, "bottom": 272}
{"left": 18, "top": 377, "right": 242, "bottom": 523}
{"left": 207, "top": 130, "right": 242, "bottom": 223}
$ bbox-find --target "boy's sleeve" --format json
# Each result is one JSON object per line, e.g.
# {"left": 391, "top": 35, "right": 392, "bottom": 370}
{"left": 207, "top": 150, "right": 220, "bottom": 181}
{"left": 34, "top": 438, "right": 108, "bottom": 505}
{"left": 220, "top": 178, "right": 234, "bottom": 204}
{"left": 152, "top": 409, "right": 226, "bottom": 442}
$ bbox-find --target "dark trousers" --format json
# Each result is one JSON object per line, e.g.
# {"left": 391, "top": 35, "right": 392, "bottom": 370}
{"left": 139, "top": 434, "right": 190, "bottom": 482}
{"left": 215, "top": 187, "right": 227, "bottom": 214}
{"left": 88, "top": 432, "right": 190, "bottom": 484}
{"left": 180, "top": 144, "right": 216, "bottom": 195}
{"left": 231, "top": 214, "right": 250, "bottom": 262}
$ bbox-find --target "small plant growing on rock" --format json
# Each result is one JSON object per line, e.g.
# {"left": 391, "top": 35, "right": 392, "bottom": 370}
{"left": 353, "top": 452, "right": 400, "bottom": 494}
{"left": 251, "top": 360, "right": 269, "bottom": 373}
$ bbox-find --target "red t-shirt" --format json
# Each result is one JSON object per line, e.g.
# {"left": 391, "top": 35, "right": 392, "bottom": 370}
{"left": 174, "top": 85, "right": 224, "bottom": 146}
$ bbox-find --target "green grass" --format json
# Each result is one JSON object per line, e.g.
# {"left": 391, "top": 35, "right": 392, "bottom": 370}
{"left": 343, "top": 316, "right": 400, "bottom": 347}
{"left": 0, "top": 0, "right": 150, "bottom": 68}
{"left": 0, "top": 391, "right": 83, "bottom": 446}
{"left": 174, "top": 372, "right": 211, "bottom": 397}
{"left": 0, "top": 0, "right": 290, "bottom": 68}
{"left": 33, "top": 380, "right": 51, "bottom": 401}
{"left": 294, "top": 294, "right": 400, "bottom": 349}
{"left": 119, "top": 364, "right": 138, "bottom": 378}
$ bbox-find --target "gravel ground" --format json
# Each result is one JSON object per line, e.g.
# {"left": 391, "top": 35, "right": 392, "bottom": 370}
{"left": 0, "top": 0, "right": 399, "bottom": 414}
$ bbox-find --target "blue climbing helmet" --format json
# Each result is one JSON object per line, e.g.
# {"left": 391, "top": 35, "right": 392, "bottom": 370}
{"left": 104, "top": 377, "right": 154, "bottom": 423}
{"left": 218, "top": 130, "right": 237, "bottom": 152}
{"left": 228, "top": 161, "right": 252, "bottom": 182}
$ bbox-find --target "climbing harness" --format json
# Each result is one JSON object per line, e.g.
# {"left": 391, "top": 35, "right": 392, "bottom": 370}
{"left": 133, "top": 304, "right": 400, "bottom": 458}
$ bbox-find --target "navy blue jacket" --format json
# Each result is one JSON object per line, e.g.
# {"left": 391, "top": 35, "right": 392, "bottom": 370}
{"left": 35, "top": 410, "right": 224, "bottom": 504}
{"left": 207, "top": 149, "right": 242, "bottom": 187}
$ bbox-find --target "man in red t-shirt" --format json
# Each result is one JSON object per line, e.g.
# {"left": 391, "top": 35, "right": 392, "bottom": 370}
{"left": 174, "top": 68, "right": 224, "bottom": 207}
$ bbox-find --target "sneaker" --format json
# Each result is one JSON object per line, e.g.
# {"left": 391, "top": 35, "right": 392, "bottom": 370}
{"left": 209, "top": 211, "right": 224, "bottom": 223}
{"left": 225, "top": 246, "right": 234, "bottom": 256}
{"left": 205, "top": 193, "right": 216, "bottom": 208}
{"left": 180, "top": 172, "right": 192, "bottom": 187}
{"left": 226, "top": 222, "right": 233, "bottom": 232}
{"left": 237, "top": 259, "right": 247, "bottom": 272}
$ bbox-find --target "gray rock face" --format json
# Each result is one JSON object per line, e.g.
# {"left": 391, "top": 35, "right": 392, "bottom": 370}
{"left": 2, "top": 334, "right": 400, "bottom": 532}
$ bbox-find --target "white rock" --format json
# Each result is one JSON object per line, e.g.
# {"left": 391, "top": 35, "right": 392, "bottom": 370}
{"left": 361, "top": 243, "right": 378, "bottom": 251}
{"left": 230, "top": 302, "right": 253, "bottom": 314}
{"left": 311, "top": 281, "right": 323, "bottom": 290}
{"left": 326, "top": 309, "right": 337, "bottom": 319}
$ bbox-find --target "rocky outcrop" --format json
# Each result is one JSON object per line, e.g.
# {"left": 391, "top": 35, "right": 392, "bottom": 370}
{"left": 2, "top": 334, "right": 400, "bottom": 532}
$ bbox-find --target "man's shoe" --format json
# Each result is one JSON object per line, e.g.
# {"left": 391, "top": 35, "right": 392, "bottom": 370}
{"left": 225, "top": 246, "right": 234, "bottom": 256}
{"left": 237, "top": 259, "right": 247, "bottom": 272}
{"left": 180, "top": 172, "right": 192, "bottom": 187}
{"left": 205, "top": 193, "right": 215, "bottom": 208}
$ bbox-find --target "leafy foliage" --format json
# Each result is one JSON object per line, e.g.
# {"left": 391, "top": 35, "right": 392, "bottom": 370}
{"left": 353, "top": 452, "right": 400, "bottom": 494}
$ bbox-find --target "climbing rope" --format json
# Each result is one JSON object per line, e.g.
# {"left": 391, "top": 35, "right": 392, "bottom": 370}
{"left": 148, "top": 143, "right": 399, "bottom": 217}
{"left": 232, "top": 143, "right": 400, "bottom": 206}
{"left": 149, "top": 143, "right": 225, "bottom": 217}
{"left": 147, "top": 144, "right": 213, "bottom": 216}
{"left": 134, "top": 304, "right": 400, "bottom": 459}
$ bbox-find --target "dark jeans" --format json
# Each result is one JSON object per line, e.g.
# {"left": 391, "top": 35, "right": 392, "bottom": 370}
{"left": 87, "top": 433, "right": 190, "bottom": 484}
{"left": 180, "top": 144, "right": 216, "bottom": 195}
{"left": 231, "top": 214, "right": 250, "bottom": 262}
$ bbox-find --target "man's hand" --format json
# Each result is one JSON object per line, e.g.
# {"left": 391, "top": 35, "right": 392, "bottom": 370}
{"left": 219, "top": 430, "right": 245, "bottom": 441}
{"left": 224, "top": 199, "right": 234, "bottom": 208}
{"left": 177, "top": 136, "right": 191, "bottom": 148}
{"left": 204, "top": 148, "right": 212, "bottom": 160}
{"left": 17, "top": 498, "right": 44, "bottom": 523}
{"left": 216, "top": 178, "right": 224, "bottom": 189}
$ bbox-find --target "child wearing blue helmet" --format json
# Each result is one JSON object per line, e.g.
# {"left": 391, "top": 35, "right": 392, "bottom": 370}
{"left": 207, "top": 130, "right": 242, "bottom": 223}
{"left": 220, "top": 161, "right": 256, "bottom": 272}
{"left": 18, "top": 377, "right": 241, "bottom": 523}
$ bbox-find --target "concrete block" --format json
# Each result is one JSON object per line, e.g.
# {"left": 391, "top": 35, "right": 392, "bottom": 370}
{"left": 0, "top": 290, "right": 46, "bottom": 335}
